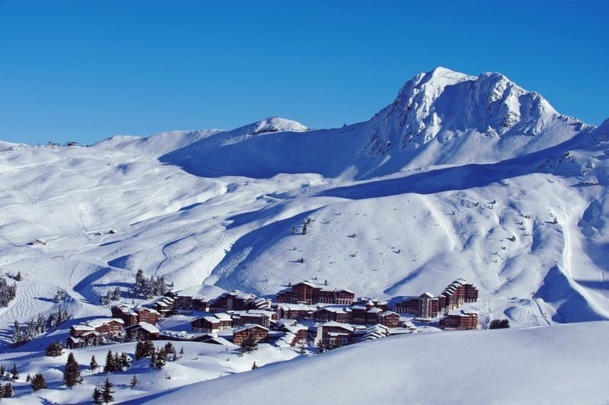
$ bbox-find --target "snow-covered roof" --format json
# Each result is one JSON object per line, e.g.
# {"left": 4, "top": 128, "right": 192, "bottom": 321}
{"left": 204, "top": 336, "right": 236, "bottom": 346}
{"left": 420, "top": 292, "right": 434, "bottom": 298}
{"left": 276, "top": 303, "right": 315, "bottom": 311}
{"left": 72, "top": 324, "right": 96, "bottom": 331}
{"left": 138, "top": 307, "right": 160, "bottom": 314}
{"left": 84, "top": 318, "right": 124, "bottom": 328}
{"left": 234, "top": 324, "right": 269, "bottom": 334}
{"left": 134, "top": 322, "right": 160, "bottom": 334}
{"left": 321, "top": 321, "right": 353, "bottom": 331}
{"left": 214, "top": 313, "right": 232, "bottom": 321}
{"left": 380, "top": 311, "right": 399, "bottom": 317}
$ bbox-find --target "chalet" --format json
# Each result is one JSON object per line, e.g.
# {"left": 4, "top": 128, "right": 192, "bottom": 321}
{"left": 191, "top": 313, "right": 233, "bottom": 333}
{"left": 352, "top": 297, "right": 388, "bottom": 311}
{"left": 276, "top": 281, "right": 355, "bottom": 305}
{"left": 275, "top": 303, "right": 315, "bottom": 321}
{"left": 211, "top": 290, "right": 256, "bottom": 312}
{"left": 125, "top": 322, "right": 160, "bottom": 341}
{"left": 231, "top": 310, "right": 274, "bottom": 328}
{"left": 86, "top": 318, "right": 125, "bottom": 338}
{"left": 111, "top": 305, "right": 138, "bottom": 327}
{"left": 66, "top": 331, "right": 101, "bottom": 349}
{"left": 378, "top": 311, "right": 401, "bottom": 328}
{"left": 136, "top": 308, "right": 160, "bottom": 325}
{"left": 313, "top": 307, "right": 351, "bottom": 324}
{"left": 70, "top": 318, "right": 124, "bottom": 339}
{"left": 317, "top": 321, "right": 355, "bottom": 347}
{"left": 439, "top": 310, "right": 479, "bottom": 330}
{"left": 151, "top": 296, "right": 175, "bottom": 316}
{"left": 395, "top": 293, "right": 441, "bottom": 318}
{"left": 232, "top": 324, "right": 269, "bottom": 345}
{"left": 276, "top": 323, "right": 308, "bottom": 347}
{"left": 439, "top": 279, "right": 479, "bottom": 311}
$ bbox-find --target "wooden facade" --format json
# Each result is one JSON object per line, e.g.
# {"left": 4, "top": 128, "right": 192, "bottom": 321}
{"left": 232, "top": 324, "right": 269, "bottom": 345}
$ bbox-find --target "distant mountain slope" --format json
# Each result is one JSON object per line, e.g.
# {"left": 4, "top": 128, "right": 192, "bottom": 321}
{"left": 161, "top": 67, "right": 588, "bottom": 180}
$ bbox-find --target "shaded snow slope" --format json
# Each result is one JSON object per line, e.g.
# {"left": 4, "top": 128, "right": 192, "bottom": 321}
{"left": 161, "top": 67, "right": 588, "bottom": 180}
{"left": 142, "top": 322, "right": 609, "bottom": 405}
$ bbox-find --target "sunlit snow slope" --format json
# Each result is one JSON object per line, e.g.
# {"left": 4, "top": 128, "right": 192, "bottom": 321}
{"left": 1, "top": 68, "right": 608, "bottom": 343}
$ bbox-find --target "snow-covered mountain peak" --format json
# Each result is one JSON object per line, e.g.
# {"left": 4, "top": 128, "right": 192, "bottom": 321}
{"left": 363, "top": 67, "right": 581, "bottom": 168}
{"left": 230, "top": 117, "right": 309, "bottom": 137}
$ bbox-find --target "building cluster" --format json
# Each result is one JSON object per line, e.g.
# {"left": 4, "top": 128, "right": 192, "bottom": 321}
{"left": 395, "top": 279, "right": 478, "bottom": 323}
{"left": 66, "top": 278, "right": 479, "bottom": 350}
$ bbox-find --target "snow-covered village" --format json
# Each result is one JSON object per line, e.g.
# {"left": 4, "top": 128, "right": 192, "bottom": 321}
{"left": 1, "top": 2, "right": 609, "bottom": 404}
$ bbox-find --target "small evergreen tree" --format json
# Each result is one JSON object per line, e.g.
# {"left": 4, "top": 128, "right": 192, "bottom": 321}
{"left": 113, "top": 352, "right": 121, "bottom": 371}
{"left": 92, "top": 386, "right": 103, "bottom": 404}
{"left": 0, "top": 364, "right": 5, "bottom": 377}
{"left": 90, "top": 355, "right": 99, "bottom": 372}
{"left": 10, "top": 363, "right": 18, "bottom": 380}
{"left": 130, "top": 374, "right": 138, "bottom": 389}
{"left": 102, "top": 378, "right": 114, "bottom": 403}
{"left": 3, "top": 382, "right": 13, "bottom": 398}
{"left": 153, "top": 347, "right": 167, "bottom": 370}
{"left": 104, "top": 350, "right": 116, "bottom": 373}
{"left": 45, "top": 341, "right": 64, "bottom": 357}
{"left": 239, "top": 332, "right": 259, "bottom": 355}
{"left": 26, "top": 373, "right": 31, "bottom": 382}
{"left": 15, "top": 272, "right": 22, "bottom": 281}
{"left": 119, "top": 352, "right": 130, "bottom": 369}
{"left": 252, "top": 361, "right": 258, "bottom": 370}
{"left": 489, "top": 319, "right": 511, "bottom": 329}
{"left": 63, "top": 352, "right": 83, "bottom": 388}
{"left": 30, "top": 372, "right": 47, "bottom": 391}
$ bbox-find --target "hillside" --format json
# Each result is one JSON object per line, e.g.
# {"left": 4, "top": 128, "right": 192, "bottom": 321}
{"left": 0, "top": 66, "right": 608, "bottom": 345}
{"left": 141, "top": 321, "right": 609, "bottom": 405}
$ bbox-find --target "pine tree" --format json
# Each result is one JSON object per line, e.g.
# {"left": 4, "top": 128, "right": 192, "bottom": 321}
{"left": 26, "top": 373, "right": 31, "bottom": 382}
{"left": 15, "top": 271, "right": 22, "bottom": 281}
{"left": 113, "top": 352, "right": 121, "bottom": 371}
{"left": 102, "top": 378, "right": 114, "bottom": 403}
{"left": 90, "top": 355, "right": 99, "bottom": 372}
{"left": 104, "top": 350, "right": 115, "bottom": 373}
{"left": 30, "top": 372, "right": 47, "bottom": 391}
{"left": 164, "top": 342, "right": 175, "bottom": 355}
{"left": 45, "top": 341, "right": 64, "bottom": 357}
{"left": 63, "top": 352, "right": 83, "bottom": 388}
{"left": 3, "top": 382, "right": 13, "bottom": 398}
{"left": 11, "top": 321, "right": 20, "bottom": 346}
{"left": 130, "top": 374, "right": 138, "bottom": 389}
{"left": 153, "top": 347, "right": 167, "bottom": 370}
{"left": 92, "top": 386, "right": 103, "bottom": 404}
{"left": 252, "top": 361, "right": 258, "bottom": 370}
{"left": 10, "top": 363, "right": 18, "bottom": 380}
{"left": 148, "top": 348, "right": 156, "bottom": 368}
{"left": 0, "top": 363, "right": 5, "bottom": 377}
{"left": 120, "top": 352, "right": 131, "bottom": 370}
{"left": 134, "top": 269, "right": 146, "bottom": 297}
{"left": 239, "top": 332, "right": 259, "bottom": 355}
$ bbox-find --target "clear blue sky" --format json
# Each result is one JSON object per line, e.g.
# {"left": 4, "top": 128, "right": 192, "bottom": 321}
{"left": 1, "top": 0, "right": 607, "bottom": 145}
